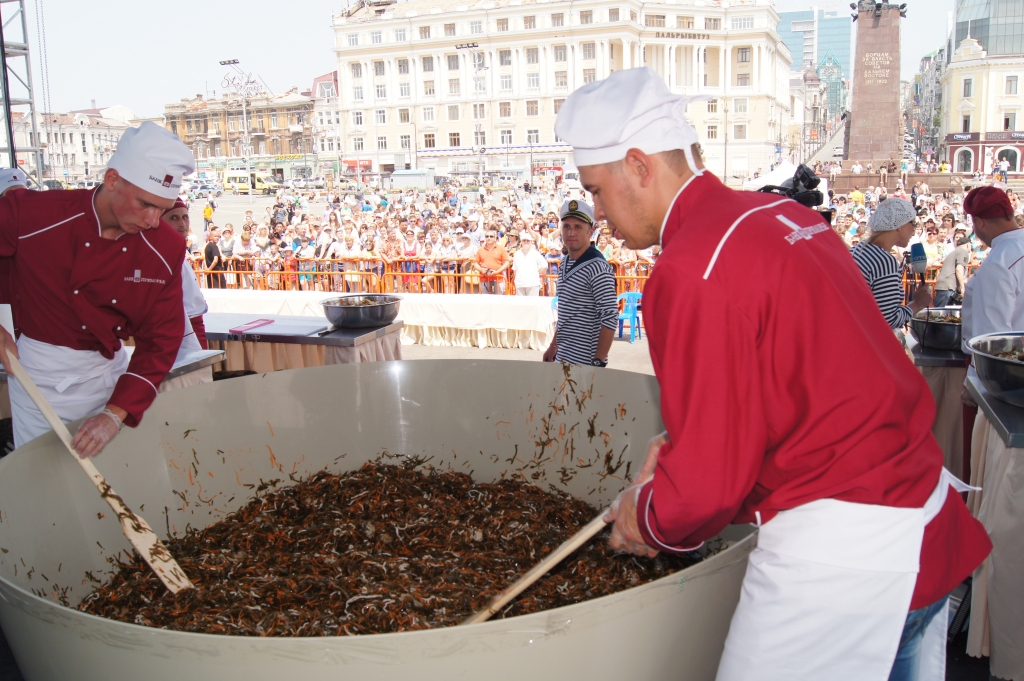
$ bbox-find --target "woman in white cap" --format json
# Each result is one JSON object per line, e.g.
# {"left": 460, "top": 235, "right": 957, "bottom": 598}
{"left": 0, "top": 121, "right": 194, "bottom": 456}
{"left": 851, "top": 197, "right": 933, "bottom": 330}
{"left": 555, "top": 67, "right": 989, "bottom": 679}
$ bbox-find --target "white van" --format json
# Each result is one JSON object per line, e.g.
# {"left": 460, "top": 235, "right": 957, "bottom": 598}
{"left": 563, "top": 169, "right": 583, "bottom": 191}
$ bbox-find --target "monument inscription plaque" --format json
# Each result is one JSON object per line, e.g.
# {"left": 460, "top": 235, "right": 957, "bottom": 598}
{"left": 847, "top": 0, "right": 904, "bottom": 162}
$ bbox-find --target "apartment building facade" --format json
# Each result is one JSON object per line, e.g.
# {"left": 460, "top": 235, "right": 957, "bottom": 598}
{"left": 333, "top": 0, "right": 792, "bottom": 184}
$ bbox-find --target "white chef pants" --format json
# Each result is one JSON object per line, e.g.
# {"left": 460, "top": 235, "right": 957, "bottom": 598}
{"left": 8, "top": 335, "right": 129, "bottom": 448}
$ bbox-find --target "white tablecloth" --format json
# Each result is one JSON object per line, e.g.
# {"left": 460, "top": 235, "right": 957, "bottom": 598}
{"left": 967, "top": 413, "right": 1024, "bottom": 680}
{"left": 201, "top": 289, "right": 555, "bottom": 351}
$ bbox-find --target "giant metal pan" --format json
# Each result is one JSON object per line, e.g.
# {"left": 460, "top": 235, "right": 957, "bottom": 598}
{"left": 0, "top": 360, "right": 754, "bottom": 681}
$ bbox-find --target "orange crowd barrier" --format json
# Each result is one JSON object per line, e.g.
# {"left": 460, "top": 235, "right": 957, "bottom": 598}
{"left": 190, "top": 257, "right": 651, "bottom": 297}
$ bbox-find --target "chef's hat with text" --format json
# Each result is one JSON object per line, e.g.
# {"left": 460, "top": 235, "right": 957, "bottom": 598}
{"left": 0, "top": 168, "right": 28, "bottom": 194}
{"left": 555, "top": 67, "right": 706, "bottom": 176}
{"left": 108, "top": 121, "right": 195, "bottom": 201}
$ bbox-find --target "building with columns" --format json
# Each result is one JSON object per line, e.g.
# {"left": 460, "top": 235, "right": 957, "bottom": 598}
{"left": 333, "top": 0, "right": 792, "bottom": 184}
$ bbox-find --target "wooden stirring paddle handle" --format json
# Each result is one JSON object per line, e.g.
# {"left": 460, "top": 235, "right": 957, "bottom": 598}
{"left": 7, "top": 354, "right": 193, "bottom": 594}
{"left": 462, "top": 511, "right": 608, "bottom": 625}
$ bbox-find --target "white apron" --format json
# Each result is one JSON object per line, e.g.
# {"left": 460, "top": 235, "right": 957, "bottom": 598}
{"left": 716, "top": 469, "right": 972, "bottom": 681}
{"left": 9, "top": 335, "right": 129, "bottom": 448}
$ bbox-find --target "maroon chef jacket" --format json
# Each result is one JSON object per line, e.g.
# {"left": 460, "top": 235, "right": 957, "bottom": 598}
{"left": 637, "top": 172, "right": 991, "bottom": 610}
{"left": 0, "top": 187, "right": 186, "bottom": 427}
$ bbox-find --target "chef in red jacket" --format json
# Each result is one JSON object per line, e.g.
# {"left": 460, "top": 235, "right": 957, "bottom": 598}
{"left": 556, "top": 68, "right": 991, "bottom": 680}
{"left": 0, "top": 121, "right": 193, "bottom": 456}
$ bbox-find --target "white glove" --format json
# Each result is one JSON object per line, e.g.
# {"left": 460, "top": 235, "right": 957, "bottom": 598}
{"left": 71, "top": 409, "right": 122, "bottom": 459}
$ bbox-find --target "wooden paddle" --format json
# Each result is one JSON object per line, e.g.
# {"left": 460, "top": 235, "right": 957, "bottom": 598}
{"left": 462, "top": 511, "right": 609, "bottom": 625}
{"left": 7, "top": 354, "right": 193, "bottom": 594}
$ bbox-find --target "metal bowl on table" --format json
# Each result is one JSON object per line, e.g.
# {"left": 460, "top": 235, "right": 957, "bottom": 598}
{"left": 321, "top": 294, "right": 401, "bottom": 329}
{"left": 909, "top": 306, "right": 963, "bottom": 351}
{"left": 969, "top": 333, "right": 1024, "bottom": 407}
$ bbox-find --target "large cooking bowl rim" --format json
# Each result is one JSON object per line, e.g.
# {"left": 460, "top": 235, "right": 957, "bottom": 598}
{"left": 321, "top": 294, "right": 402, "bottom": 309}
{"left": 913, "top": 306, "right": 963, "bottom": 324}
{"left": 0, "top": 524, "right": 752, "bottom": 643}
{"left": 968, "top": 331, "right": 1024, "bottom": 362}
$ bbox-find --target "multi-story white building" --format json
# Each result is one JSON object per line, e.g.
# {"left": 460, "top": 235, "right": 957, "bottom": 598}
{"left": 332, "top": 0, "right": 792, "bottom": 185}
{"left": 11, "top": 107, "right": 132, "bottom": 183}
{"left": 941, "top": 37, "right": 1024, "bottom": 175}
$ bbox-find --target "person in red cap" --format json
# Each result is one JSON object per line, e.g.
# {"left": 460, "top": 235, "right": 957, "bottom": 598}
{"left": 162, "top": 198, "right": 208, "bottom": 350}
{"left": 960, "top": 185, "right": 1024, "bottom": 467}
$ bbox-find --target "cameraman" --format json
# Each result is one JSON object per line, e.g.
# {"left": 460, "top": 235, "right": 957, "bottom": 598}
{"left": 934, "top": 236, "right": 971, "bottom": 307}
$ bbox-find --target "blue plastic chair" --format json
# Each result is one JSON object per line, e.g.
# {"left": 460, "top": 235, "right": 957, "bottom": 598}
{"left": 617, "top": 292, "right": 642, "bottom": 343}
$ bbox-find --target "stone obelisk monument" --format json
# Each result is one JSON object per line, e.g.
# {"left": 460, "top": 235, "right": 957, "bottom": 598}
{"left": 847, "top": 1, "right": 904, "bottom": 163}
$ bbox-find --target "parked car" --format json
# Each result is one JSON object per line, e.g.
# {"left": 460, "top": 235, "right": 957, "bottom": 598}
{"left": 40, "top": 180, "right": 65, "bottom": 191}
{"left": 308, "top": 177, "right": 326, "bottom": 189}
{"left": 832, "top": 146, "right": 844, "bottom": 158}
{"left": 193, "top": 184, "right": 223, "bottom": 198}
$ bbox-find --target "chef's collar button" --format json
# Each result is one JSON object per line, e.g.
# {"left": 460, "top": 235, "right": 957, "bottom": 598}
{"left": 81, "top": 325, "right": 86, "bottom": 330}
{"left": 111, "top": 299, "right": 116, "bottom": 304}
{"left": 122, "top": 247, "right": 127, "bottom": 252}
{"left": 116, "top": 326, "right": 121, "bottom": 331}
{"left": 73, "top": 290, "right": 78, "bottom": 294}
{"left": 85, "top": 242, "right": 90, "bottom": 247}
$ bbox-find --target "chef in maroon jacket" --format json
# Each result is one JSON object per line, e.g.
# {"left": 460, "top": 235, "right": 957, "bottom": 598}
{"left": 0, "top": 121, "right": 193, "bottom": 456}
{"left": 557, "top": 68, "right": 991, "bottom": 680}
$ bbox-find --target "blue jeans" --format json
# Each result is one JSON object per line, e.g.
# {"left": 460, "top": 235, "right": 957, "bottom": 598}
{"left": 933, "top": 289, "right": 955, "bottom": 307}
{"left": 888, "top": 596, "right": 948, "bottom": 681}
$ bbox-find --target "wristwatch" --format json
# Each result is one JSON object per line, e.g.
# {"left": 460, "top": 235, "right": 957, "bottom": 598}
{"left": 591, "top": 358, "right": 608, "bottom": 368}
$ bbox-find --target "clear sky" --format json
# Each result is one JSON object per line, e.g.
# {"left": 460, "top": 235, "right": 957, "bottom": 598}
{"left": 28, "top": 0, "right": 952, "bottom": 119}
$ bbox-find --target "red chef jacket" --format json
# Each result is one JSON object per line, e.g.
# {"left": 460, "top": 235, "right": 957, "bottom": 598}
{"left": 0, "top": 187, "right": 186, "bottom": 427}
{"left": 637, "top": 172, "right": 991, "bottom": 610}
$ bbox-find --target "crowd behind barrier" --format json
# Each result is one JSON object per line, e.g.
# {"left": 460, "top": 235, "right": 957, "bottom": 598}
{"left": 190, "top": 257, "right": 652, "bottom": 297}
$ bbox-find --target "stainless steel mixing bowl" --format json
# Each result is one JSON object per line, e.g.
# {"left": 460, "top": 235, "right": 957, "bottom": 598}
{"left": 969, "top": 333, "right": 1024, "bottom": 407}
{"left": 322, "top": 294, "right": 401, "bottom": 328}
{"left": 909, "top": 306, "right": 963, "bottom": 351}
{"left": 0, "top": 360, "right": 754, "bottom": 681}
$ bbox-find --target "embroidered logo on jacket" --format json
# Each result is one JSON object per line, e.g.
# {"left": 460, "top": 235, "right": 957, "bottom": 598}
{"left": 777, "top": 214, "right": 831, "bottom": 245}
{"left": 124, "top": 269, "right": 166, "bottom": 284}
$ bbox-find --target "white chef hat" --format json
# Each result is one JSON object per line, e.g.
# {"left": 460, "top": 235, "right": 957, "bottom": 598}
{"left": 0, "top": 168, "right": 28, "bottom": 193}
{"left": 108, "top": 121, "right": 195, "bottom": 201}
{"left": 560, "top": 199, "right": 594, "bottom": 226}
{"left": 554, "top": 67, "right": 705, "bottom": 175}
{"left": 869, "top": 198, "right": 917, "bottom": 232}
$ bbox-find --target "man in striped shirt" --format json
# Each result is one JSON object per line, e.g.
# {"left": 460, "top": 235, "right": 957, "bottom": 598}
{"left": 542, "top": 200, "right": 618, "bottom": 367}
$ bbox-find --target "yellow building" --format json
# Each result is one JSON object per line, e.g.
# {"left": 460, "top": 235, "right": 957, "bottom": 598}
{"left": 163, "top": 89, "right": 316, "bottom": 181}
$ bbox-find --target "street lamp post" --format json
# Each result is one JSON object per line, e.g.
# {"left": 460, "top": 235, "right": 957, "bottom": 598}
{"left": 220, "top": 59, "right": 265, "bottom": 206}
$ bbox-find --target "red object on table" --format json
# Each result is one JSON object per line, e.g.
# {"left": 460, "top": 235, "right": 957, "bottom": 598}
{"left": 228, "top": 319, "right": 274, "bottom": 335}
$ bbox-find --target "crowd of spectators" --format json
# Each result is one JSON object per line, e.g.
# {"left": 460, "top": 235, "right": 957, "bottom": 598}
{"left": 819, "top": 180, "right": 1024, "bottom": 271}
{"left": 190, "top": 182, "right": 658, "bottom": 295}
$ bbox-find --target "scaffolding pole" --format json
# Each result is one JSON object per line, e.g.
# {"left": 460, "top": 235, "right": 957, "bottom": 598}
{"left": 0, "top": 0, "right": 42, "bottom": 184}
